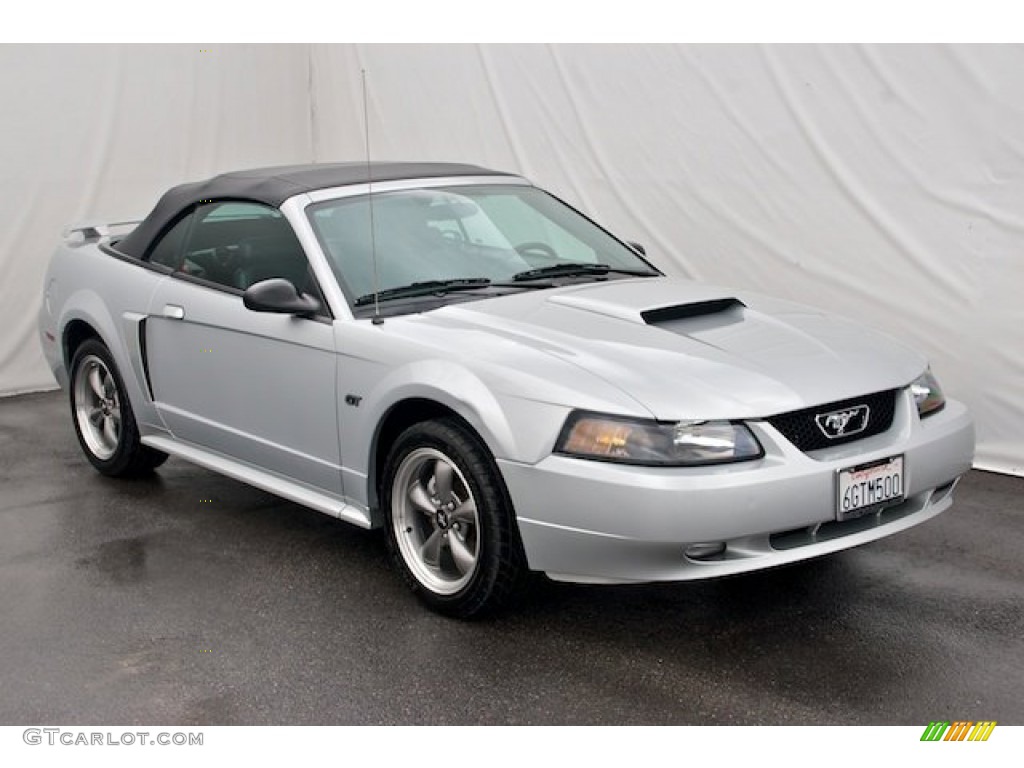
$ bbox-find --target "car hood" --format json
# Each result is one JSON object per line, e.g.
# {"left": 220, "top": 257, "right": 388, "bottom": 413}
{"left": 413, "top": 277, "right": 926, "bottom": 420}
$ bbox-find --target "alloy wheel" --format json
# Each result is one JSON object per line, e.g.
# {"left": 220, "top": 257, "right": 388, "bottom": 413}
{"left": 391, "top": 447, "right": 481, "bottom": 595}
{"left": 73, "top": 354, "right": 122, "bottom": 460}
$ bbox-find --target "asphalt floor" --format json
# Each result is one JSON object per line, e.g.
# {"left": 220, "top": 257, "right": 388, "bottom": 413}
{"left": 2, "top": 390, "right": 1022, "bottom": 725}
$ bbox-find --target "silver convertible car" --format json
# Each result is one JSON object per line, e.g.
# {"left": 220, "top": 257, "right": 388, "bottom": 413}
{"left": 39, "top": 163, "right": 974, "bottom": 617}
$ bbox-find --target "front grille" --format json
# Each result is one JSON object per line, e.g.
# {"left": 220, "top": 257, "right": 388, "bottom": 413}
{"left": 766, "top": 389, "right": 898, "bottom": 452}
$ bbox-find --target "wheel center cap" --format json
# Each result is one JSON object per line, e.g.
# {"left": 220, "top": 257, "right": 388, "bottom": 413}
{"left": 435, "top": 509, "right": 450, "bottom": 530}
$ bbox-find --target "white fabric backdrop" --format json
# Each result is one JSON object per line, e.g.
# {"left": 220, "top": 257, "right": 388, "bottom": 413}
{"left": 2, "top": 45, "right": 1021, "bottom": 475}
{"left": 0, "top": 43, "right": 314, "bottom": 393}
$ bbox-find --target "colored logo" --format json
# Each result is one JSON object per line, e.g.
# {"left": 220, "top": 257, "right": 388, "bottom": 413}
{"left": 920, "top": 721, "right": 997, "bottom": 741}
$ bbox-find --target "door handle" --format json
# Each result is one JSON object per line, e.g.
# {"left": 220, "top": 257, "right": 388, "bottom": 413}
{"left": 162, "top": 304, "right": 185, "bottom": 320}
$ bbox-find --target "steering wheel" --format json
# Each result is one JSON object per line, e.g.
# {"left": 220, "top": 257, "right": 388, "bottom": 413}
{"left": 514, "top": 241, "right": 558, "bottom": 260}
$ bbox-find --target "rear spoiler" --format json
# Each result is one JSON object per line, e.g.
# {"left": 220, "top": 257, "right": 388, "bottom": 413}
{"left": 62, "top": 220, "right": 141, "bottom": 242}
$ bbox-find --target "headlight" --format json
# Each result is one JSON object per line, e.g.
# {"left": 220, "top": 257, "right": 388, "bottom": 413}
{"left": 911, "top": 368, "right": 946, "bottom": 418}
{"left": 555, "top": 412, "right": 763, "bottom": 466}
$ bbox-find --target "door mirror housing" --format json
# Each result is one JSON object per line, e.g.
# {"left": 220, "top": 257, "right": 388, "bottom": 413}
{"left": 243, "top": 278, "right": 321, "bottom": 317}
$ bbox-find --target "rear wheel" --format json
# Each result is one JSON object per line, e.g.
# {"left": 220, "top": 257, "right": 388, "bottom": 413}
{"left": 70, "top": 339, "right": 167, "bottom": 477}
{"left": 382, "top": 418, "right": 526, "bottom": 618}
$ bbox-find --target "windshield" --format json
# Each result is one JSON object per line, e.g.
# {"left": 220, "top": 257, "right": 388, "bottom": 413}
{"left": 306, "top": 184, "right": 658, "bottom": 304}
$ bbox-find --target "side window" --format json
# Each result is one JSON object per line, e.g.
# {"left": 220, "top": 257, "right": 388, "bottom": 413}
{"left": 172, "top": 201, "right": 323, "bottom": 305}
{"left": 147, "top": 212, "right": 194, "bottom": 270}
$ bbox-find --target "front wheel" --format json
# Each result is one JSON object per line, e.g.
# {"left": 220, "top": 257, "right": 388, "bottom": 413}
{"left": 382, "top": 418, "right": 526, "bottom": 618}
{"left": 70, "top": 339, "right": 167, "bottom": 477}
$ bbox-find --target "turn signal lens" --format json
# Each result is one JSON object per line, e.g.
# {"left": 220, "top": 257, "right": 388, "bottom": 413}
{"left": 556, "top": 413, "right": 763, "bottom": 466}
{"left": 911, "top": 369, "right": 946, "bottom": 418}
{"left": 560, "top": 418, "right": 636, "bottom": 458}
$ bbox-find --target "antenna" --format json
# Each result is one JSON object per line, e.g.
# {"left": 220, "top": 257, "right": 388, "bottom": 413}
{"left": 361, "top": 68, "right": 383, "bottom": 324}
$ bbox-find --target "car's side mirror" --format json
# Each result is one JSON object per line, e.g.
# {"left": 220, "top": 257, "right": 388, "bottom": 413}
{"left": 243, "top": 278, "right": 321, "bottom": 317}
{"left": 628, "top": 241, "right": 646, "bottom": 255}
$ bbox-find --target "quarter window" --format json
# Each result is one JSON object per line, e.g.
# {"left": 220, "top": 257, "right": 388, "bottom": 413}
{"left": 147, "top": 213, "right": 194, "bottom": 270}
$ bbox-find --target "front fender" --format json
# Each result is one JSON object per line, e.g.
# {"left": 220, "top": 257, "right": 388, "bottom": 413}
{"left": 366, "top": 360, "right": 519, "bottom": 461}
{"left": 339, "top": 359, "right": 517, "bottom": 510}
{"left": 334, "top": 307, "right": 661, "bottom": 514}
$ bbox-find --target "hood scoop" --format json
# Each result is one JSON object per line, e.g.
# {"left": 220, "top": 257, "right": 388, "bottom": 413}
{"left": 641, "top": 298, "right": 746, "bottom": 326}
{"left": 642, "top": 297, "right": 747, "bottom": 338}
{"left": 546, "top": 282, "right": 745, "bottom": 325}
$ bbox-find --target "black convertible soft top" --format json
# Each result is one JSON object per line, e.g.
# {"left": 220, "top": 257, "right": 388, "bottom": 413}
{"left": 116, "top": 162, "right": 513, "bottom": 258}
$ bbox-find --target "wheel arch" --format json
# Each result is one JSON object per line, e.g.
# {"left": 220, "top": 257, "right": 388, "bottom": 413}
{"left": 367, "top": 396, "right": 505, "bottom": 517}
{"left": 62, "top": 317, "right": 103, "bottom": 371}
{"left": 57, "top": 291, "right": 157, "bottom": 430}
{"left": 58, "top": 290, "right": 122, "bottom": 371}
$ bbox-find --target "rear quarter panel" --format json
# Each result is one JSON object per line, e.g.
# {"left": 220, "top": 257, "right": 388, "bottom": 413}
{"left": 40, "top": 240, "right": 167, "bottom": 431}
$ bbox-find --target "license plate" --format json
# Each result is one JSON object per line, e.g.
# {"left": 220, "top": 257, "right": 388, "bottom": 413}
{"left": 836, "top": 455, "right": 904, "bottom": 521}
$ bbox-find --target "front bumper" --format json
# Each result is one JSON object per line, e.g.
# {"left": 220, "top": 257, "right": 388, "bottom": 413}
{"left": 499, "top": 391, "right": 974, "bottom": 584}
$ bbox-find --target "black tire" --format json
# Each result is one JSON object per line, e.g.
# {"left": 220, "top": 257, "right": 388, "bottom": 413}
{"left": 381, "top": 418, "right": 527, "bottom": 618}
{"left": 69, "top": 338, "right": 168, "bottom": 477}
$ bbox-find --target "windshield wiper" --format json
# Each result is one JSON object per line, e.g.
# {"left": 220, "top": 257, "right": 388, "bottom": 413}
{"left": 512, "top": 263, "right": 658, "bottom": 282}
{"left": 354, "top": 278, "right": 492, "bottom": 306}
{"left": 353, "top": 264, "right": 654, "bottom": 306}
